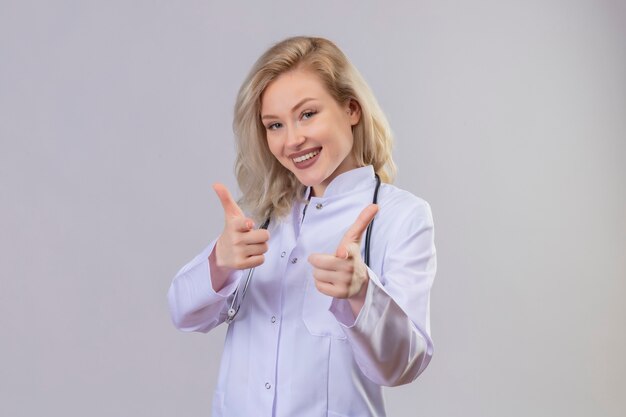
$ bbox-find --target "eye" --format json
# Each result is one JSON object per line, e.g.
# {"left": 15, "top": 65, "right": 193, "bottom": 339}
{"left": 301, "top": 110, "right": 317, "bottom": 120}
{"left": 266, "top": 122, "right": 282, "bottom": 130}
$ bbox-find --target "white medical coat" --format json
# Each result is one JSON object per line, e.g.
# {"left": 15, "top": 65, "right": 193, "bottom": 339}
{"left": 167, "top": 166, "right": 437, "bottom": 417}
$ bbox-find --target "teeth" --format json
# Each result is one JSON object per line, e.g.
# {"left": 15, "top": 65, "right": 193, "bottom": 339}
{"left": 293, "top": 150, "right": 320, "bottom": 163}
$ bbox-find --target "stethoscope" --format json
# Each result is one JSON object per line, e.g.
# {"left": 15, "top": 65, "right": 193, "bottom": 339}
{"left": 225, "top": 174, "right": 381, "bottom": 323}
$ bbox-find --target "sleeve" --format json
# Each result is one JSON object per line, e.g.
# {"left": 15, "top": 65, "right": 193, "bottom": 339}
{"left": 329, "top": 198, "right": 436, "bottom": 386}
{"left": 167, "top": 238, "right": 243, "bottom": 333}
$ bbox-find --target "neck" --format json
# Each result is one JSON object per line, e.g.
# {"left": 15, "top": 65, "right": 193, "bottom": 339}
{"left": 311, "top": 184, "right": 324, "bottom": 197}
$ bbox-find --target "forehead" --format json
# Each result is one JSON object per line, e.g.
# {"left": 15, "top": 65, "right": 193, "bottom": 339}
{"left": 261, "top": 69, "right": 332, "bottom": 113}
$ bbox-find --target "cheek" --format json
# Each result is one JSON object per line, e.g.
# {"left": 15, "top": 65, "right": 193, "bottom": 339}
{"left": 332, "top": 130, "right": 354, "bottom": 155}
{"left": 266, "top": 137, "right": 281, "bottom": 159}
{"left": 326, "top": 117, "right": 353, "bottom": 149}
{"left": 266, "top": 138, "right": 293, "bottom": 169}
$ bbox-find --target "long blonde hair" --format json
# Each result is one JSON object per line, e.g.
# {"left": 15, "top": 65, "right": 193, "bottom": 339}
{"left": 233, "top": 36, "right": 396, "bottom": 222}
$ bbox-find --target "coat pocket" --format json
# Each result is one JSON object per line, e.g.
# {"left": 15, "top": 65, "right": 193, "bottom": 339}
{"left": 301, "top": 276, "right": 347, "bottom": 339}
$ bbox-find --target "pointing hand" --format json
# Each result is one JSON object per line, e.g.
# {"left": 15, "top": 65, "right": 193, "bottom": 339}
{"left": 307, "top": 204, "right": 379, "bottom": 301}
{"left": 212, "top": 183, "right": 270, "bottom": 271}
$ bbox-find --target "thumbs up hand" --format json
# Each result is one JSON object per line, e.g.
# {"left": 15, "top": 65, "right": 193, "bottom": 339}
{"left": 307, "top": 204, "right": 379, "bottom": 304}
{"left": 212, "top": 183, "right": 270, "bottom": 271}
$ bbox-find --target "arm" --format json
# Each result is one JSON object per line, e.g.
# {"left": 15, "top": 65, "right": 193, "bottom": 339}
{"left": 330, "top": 199, "right": 436, "bottom": 386}
{"left": 167, "top": 238, "right": 242, "bottom": 333}
{"left": 168, "top": 183, "right": 270, "bottom": 333}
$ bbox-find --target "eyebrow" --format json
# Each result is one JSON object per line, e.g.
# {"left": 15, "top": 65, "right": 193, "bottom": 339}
{"left": 261, "top": 97, "right": 317, "bottom": 120}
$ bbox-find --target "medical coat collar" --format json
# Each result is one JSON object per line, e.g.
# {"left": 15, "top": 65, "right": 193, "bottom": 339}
{"left": 303, "top": 165, "right": 376, "bottom": 200}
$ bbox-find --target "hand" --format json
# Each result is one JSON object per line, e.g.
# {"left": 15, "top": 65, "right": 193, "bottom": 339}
{"left": 307, "top": 204, "right": 379, "bottom": 301}
{"left": 212, "top": 183, "right": 270, "bottom": 271}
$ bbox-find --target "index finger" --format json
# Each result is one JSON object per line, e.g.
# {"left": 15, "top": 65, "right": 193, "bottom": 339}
{"left": 343, "top": 204, "right": 379, "bottom": 243}
{"left": 212, "top": 183, "right": 244, "bottom": 218}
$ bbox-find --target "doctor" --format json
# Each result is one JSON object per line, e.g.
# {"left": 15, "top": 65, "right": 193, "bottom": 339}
{"left": 168, "top": 36, "right": 437, "bottom": 417}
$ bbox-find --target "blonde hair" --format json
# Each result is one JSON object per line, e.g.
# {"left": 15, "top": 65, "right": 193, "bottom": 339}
{"left": 233, "top": 36, "right": 397, "bottom": 222}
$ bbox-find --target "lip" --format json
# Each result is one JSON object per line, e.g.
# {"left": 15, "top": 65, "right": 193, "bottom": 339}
{"left": 288, "top": 147, "right": 322, "bottom": 160}
{"left": 290, "top": 147, "right": 321, "bottom": 170}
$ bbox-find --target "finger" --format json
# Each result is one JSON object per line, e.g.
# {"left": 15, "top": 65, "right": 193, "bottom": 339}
{"left": 312, "top": 268, "right": 348, "bottom": 285}
{"left": 314, "top": 280, "right": 346, "bottom": 298}
{"left": 337, "top": 241, "right": 367, "bottom": 262}
{"left": 336, "top": 204, "right": 378, "bottom": 258}
{"left": 240, "top": 229, "right": 270, "bottom": 244}
{"left": 242, "top": 243, "right": 269, "bottom": 257}
{"left": 308, "top": 253, "right": 350, "bottom": 272}
{"left": 344, "top": 204, "right": 379, "bottom": 243}
{"left": 337, "top": 242, "right": 364, "bottom": 262}
{"left": 228, "top": 216, "right": 254, "bottom": 233}
{"left": 239, "top": 254, "right": 265, "bottom": 269}
{"left": 213, "top": 183, "right": 244, "bottom": 218}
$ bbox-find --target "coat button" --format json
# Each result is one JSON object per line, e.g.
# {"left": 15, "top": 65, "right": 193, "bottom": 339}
{"left": 315, "top": 203, "right": 323, "bottom": 209}
{"left": 280, "top": 251, "right": 286, "bottom": 258}
{"left": 265, "top": 382, "right": 271, "bottom": 389}
{"left": 271, "top": 316, "right": 276, "bottom": 323}
{"left": 291, "top": 258, "right": 298, "bottom": 264}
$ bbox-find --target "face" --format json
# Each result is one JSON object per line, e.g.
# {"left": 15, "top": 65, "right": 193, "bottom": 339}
{"left": 260, "top": 68, "right": 361, "bottom": 197}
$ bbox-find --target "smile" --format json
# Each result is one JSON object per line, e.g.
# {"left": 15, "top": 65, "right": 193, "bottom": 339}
{"left": 293, "top": 149, "right": 320, "bottom": 163}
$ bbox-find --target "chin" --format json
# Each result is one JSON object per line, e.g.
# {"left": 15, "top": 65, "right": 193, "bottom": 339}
{"left": 283, "top": 161, "right": 330, "bottom": 189}
{"left": 296, "top": 177, "right": 319, "bottom": 187}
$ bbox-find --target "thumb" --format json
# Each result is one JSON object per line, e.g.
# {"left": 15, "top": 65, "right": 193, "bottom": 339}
{"left": 336, "top": 204, "right": 379, "bottom": 259}
{"left": 212, "top": 183, "right": 244, "bottom": 218}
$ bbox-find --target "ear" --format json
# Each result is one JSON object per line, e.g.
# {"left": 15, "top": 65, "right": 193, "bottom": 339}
{"left": 345, "top": 99, "right": 362, "bottom": 126}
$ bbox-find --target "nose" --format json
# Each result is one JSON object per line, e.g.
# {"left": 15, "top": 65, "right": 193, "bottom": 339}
{"left": 285, "top": 124, "right": 306, "bottom": 150}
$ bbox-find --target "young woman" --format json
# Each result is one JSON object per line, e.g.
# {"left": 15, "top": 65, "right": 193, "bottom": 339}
{"left": 168, "top": 36, "right": 437, "bottom": 417}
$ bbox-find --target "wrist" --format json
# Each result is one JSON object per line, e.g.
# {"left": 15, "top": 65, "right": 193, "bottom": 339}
{"left": 347, "top": 276, "right": 369, "bottom": 317}
{"left": 209, "top": 243, "right": 234, "bottom": 292}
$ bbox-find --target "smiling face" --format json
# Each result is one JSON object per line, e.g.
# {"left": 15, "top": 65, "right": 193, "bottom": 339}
{"left": 260, "top": 68, "right": 361, "bottom": 197}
